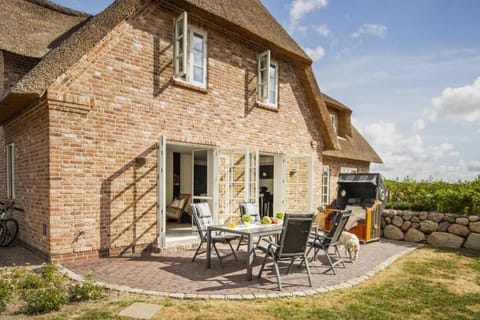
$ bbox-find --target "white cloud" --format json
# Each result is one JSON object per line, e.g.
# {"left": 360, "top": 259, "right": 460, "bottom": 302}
{"left": 352, "top": 24, "right": 388, "bottom": 38}
{"left": 430, "top": 77, "right": 480, "bottom": 123}
{"left": 315, "top": 24, "right": 332, "bottom": 37}
{"left": 355, "top": 120, "right": 473, "bottom": 181}
{"left": 290, "top": 0, "right": 328, "bottom": 25}
{"left": 305, "top": 46, "right": 326, "bottom": 61}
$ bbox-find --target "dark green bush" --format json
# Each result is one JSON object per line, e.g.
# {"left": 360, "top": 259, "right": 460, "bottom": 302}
{"left": 385, "top": 176, "right": 480, "bottom": 214}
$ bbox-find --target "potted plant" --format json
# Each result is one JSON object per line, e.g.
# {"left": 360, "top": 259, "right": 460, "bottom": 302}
{"left": 275, "top": 211, "right": 285, "bottom": 224}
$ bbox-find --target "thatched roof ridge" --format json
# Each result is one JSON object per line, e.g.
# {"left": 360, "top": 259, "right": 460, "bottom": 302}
{"left": 0, "top": 0, "right": 91, "bottom": 58}
{"left": 323, "top": 126, "right": 383, "bottom": 163}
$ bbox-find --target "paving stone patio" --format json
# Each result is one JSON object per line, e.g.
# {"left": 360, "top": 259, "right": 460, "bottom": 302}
{"left": 59, "top": 239, "right": 421, "bottom": 298}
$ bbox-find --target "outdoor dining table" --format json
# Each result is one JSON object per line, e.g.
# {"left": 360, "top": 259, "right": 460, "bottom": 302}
{"left": 206, "top": 223, "right": 283, "bottom": 280}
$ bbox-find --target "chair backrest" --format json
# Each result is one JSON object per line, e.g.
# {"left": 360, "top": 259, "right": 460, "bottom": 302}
{"left": 276, "top": 213, "right": 314, "bottom": 257}
{"left": 239, "top": 202, "right": 260, "bottom": 222}
{"left": 191, "top": 202, "right": 213, "bottom": 239}
{"left": 323, "top": 210, "right": 352, "bottom": 248}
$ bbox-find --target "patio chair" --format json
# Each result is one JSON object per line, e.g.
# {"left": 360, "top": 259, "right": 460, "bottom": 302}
{"left": 258, "top": 213, "right": 314, "bottom": 291}
{"left": 166, "top": 193, "right": 190, "bottom": 223}
{"left": 302, "top": 209, "right": 352, "bottom": 275}
{"left": 236, "top": 202, "right": 262, "bottom": 251}
{"left": 191, "top": 203, "right": 238, "bottom": 267}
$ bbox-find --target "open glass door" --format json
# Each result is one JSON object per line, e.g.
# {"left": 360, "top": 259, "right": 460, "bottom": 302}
{"left": 284, "top": 156, "right": 313, "bottom": 213}
{"left": 215, "top": 148, "right": 258, "bottom": 223}
{"left": 157, "top": 135, "right": 167, "bottom": 249}
{"left": 192, "top": 149, "right": 214, "bottom": 221}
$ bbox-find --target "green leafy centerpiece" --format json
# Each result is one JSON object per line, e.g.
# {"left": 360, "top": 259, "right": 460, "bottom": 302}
{"left": 242, "top": 214, "right": 252, "bottom": 226}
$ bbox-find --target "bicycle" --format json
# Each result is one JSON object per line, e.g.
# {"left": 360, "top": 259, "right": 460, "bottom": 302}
{"left": 0, "top": 200, "right": 20, "bottom": 247}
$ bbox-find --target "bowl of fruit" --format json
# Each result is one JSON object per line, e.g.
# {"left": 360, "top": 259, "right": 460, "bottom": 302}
{"left": 261, "top": 216, "right": 272, "bottom": 224}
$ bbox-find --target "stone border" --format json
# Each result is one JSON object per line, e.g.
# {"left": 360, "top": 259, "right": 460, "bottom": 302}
{"left": 57, "top": 244, "right": 421, "bottom": 300}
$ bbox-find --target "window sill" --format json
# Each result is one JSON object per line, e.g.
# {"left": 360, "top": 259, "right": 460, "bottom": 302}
{"left": 173, "top": 78, "right": 208, "bottom": 93}
{"left": 255, "top": 101, "right": 279, "bottom": 112}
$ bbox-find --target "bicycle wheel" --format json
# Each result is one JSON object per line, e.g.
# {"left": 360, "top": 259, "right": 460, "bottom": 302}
{"left": 0, "top": 223, "right": 6, "bottom": 245}
{"left": 1, "top": 218, "right": 19, "bottom": 246}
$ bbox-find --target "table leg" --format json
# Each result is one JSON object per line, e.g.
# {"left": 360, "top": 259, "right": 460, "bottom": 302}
{"left": 207, "top": 230, "right": 211, "bottom": 269}
{"left": 247, "top": 233, "right": 254, "bottom": 280}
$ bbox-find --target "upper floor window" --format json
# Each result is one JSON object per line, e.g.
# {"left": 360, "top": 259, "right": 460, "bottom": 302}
{"left": 329, "top": 112, "right": 337, "bottom": 134}
{"left": 340, "top": 167, "right": 357, "bottom": 174}
{"left": 6, "top": 143, "right": 14, "bottom": 199}
{"left": 257, "top": 50, "right": 278, "bottom": 107}
{"left": 174, "top": 12, "right": 207, "bottom": 87}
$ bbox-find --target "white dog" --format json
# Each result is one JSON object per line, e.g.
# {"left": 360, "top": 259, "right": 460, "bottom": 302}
{"left": 338, "top": 231, "right": 360, "bottom": 262}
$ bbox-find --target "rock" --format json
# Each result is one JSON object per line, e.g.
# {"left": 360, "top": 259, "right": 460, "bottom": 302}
{"left": 438, "top": 221, "right": 450, "bottom": 232}
{"left": 464, "top": 233, "right": 480, "bottom": 251}
{"left": 402, "top": 211, "right": 413, "bottom": 221}
{"left": 411, "top": 216, "right": 420, "bottom": 223}
{"left": 419, "top": 212, "right": 429, "bottom": 220}
{"left": 412, "top": 222, "right": 420, "bottom": 229}
{"left": 383, "top": 225, "right": 404, "bottom": 240}
{"left": 447, "top": 224, "right": 470, "bottom": 237}
{"left": 381, "top": 217, "right": 386, "bottom": 228}
{"left": 429, "top": 212, "right": 444, "bottom": 222}
{"left": 456, "top": 217, "right": 470, "bottom": 226}
{"left": 402, "top": 221, "right": 412, "bottom": 232}
{"left": 405, "top": 228, "right": 425, "bottom": 243}
{"left": 420, "top": 220, "right": 438, "bottom": 234}
{"left": 469, "top": 216, "right": 480, "bottom": 222}
{"left": 392, "top": 216, "right": 403, "bottom": 228}
{"left": 443, "top": 214, "right": 457, "bottom": 223}
{"left": 427, "top": 232, "right": 464, "bottom": 249}
{"left": 469, "top": 222, "right": 480, "bottom": 233}
{"left": 385, "top": 217, "right": 392, "bottom": 224}
{"left": 385, "top": 211, "right": 395, "bottom": 218}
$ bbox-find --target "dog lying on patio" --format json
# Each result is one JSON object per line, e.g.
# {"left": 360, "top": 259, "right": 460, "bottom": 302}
{"left": 338, "top": 231, "right": 360, "bottom": 262}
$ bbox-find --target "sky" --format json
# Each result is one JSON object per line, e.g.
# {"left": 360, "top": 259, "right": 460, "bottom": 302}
{"left": 51, "top": 0, "right": 480, "bottom": 182}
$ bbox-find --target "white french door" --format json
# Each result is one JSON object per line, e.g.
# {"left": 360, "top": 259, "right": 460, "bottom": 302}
{"left": 157, "top": 135, "right": 167, "bottom": 249}
{"left": 214, "top": 148, "right": 258, "bottom": 223}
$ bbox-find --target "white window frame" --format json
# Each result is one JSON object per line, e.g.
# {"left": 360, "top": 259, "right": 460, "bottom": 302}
{"left": 173, "top": 12, "right": 207, "bottom": 88}
{"left": 340, "top": 167, "right": 358, "bottom": 174}
{"left": 329, "top": 112, "right": 337, "bottom": 134}
{"left": 321, "top": 165, "right": 330, "bottom": 207}
{"left": 6, "top": 143, "right": 15, "bottom": 199}
{"left": 257, "top": 50, "right": 278, "bottom": 107}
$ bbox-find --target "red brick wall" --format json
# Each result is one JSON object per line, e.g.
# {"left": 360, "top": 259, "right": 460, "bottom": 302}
{"left": 0, "top": 101, "right": 50, "bottom": 256}
{"left": 24, "top": 3, "right": 323, "bottom": 261}
{"left": 323, "top": 156, "right": 370, "bottom": 204}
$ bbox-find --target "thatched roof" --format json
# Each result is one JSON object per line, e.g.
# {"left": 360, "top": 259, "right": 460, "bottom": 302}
{"left": 0, "top": 0, "right": 338, "bottom": 150}
{"left": 322, "top": 93, "right": 351, "bottom": 113}
{"left": 0, "top": 0, "right": 91, "bottom": 58}
{"left": 323, "top": 124, "right": 382, "bottom": 164}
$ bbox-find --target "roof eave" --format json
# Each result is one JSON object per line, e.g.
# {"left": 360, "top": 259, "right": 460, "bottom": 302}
{"left": 0, "top": 92, "right": 40, "bottom": 124}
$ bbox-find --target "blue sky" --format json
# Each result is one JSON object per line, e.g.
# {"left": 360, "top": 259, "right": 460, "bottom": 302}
{"left": 52, "top": 0, "right": 480, "bottom": 181}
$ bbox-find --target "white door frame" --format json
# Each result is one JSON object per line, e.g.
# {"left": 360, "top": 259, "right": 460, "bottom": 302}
{"left": 157, "top": 135, "right": 167, "bottom": 249}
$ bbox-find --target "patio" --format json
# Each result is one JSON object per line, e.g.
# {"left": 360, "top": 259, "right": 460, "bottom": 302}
{"left": 59, "top": 239, "right": 421, "bottom": 298}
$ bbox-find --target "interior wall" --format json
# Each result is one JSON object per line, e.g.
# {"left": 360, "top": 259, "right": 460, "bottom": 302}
{"left": 180, "top": 153, "right": 192, "bottom": 214}
{"left": 166, "top": 150, "right": 173, "bottom": 203}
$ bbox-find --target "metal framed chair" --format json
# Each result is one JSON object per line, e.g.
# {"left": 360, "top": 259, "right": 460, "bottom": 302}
{"left": 303, "top": 209, "right": 352, "bottom": 275}
{"left": 258, "top": 213, "right": 314, "bottom": 291}
{"left": 236, "top": 202, "right": 262, "bottom": 251}
{"left": 191, "top": 203, "right": 238, "bottom": 267}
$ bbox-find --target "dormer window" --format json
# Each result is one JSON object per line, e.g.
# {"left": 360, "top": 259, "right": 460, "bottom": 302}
{"left": 257, "top": 50, "right": 278, "bottom": 107}
{"left": 173, "top": 12, "right": 207, "bottom": 87}
{"left": 329, "top": 112, "right": 338, "bottom": 134}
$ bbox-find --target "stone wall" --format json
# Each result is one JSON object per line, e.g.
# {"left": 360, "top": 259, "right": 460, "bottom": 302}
{"left": 382, "top": 210, "right": 480, "bottom": 251}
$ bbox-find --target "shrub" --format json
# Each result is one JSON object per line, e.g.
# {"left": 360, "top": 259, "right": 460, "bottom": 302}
{"left": 69, "top": 274, "right": 104, "bottom": 302}
{"left": 23, "top": 285, "right": 68, "bottom": 315}
{"left": 0, "top": 278, "right": 13, "bottom": 313}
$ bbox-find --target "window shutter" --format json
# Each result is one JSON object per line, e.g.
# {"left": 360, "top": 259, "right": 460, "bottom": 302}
{"left": 174, "top": 12, "right": 188, "bottom": 78}
{"left": 257, "top": 50, "right": 270, "bottom": 101}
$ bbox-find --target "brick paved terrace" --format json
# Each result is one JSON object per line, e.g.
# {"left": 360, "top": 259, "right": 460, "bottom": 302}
{"left": 57, "top": 239, "right": 420, "bottom": 298}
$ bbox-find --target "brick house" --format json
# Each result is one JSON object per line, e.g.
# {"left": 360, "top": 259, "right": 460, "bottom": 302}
{"left": 0, "top": 0, "right": 381, "bottom": 262}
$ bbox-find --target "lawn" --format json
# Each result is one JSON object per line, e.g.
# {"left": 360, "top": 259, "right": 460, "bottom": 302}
{"left": 1, "top": 247, "right": 480, "bottom": 319}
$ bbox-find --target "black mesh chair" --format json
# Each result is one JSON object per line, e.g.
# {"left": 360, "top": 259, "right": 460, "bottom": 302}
{"left": 303, "top": 209, "right": 352, "bottom": 274}
{"left": 191, "top": 203, "right": 238, "bottom": 267}
{"left": 258, "top": 213, "right": 314, "bottom": 291}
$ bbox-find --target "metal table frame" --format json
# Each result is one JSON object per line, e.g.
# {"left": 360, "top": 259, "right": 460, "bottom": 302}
{"left": 207, "top": 224, "right": 283, "bottom": 280}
